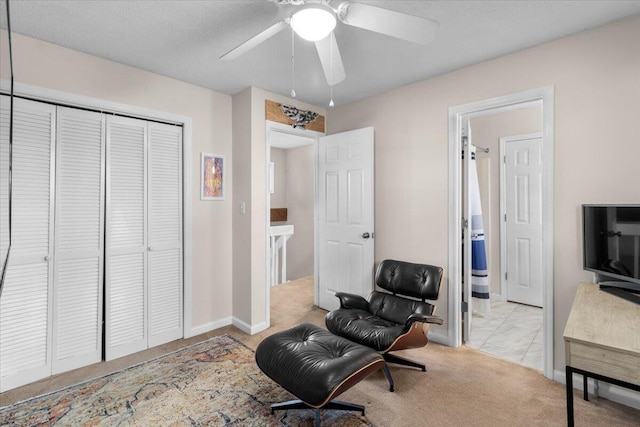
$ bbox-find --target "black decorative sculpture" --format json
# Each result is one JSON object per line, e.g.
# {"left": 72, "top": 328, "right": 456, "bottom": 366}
{"left": 279, "top": 104, "right": 319, "bottom": 130}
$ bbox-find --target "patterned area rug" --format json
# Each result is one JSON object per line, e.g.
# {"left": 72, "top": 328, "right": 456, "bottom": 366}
{"left": 0, "top": 335, "right": 372, "bottom": 426}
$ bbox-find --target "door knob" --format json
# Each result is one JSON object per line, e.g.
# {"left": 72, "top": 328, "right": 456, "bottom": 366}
{"left": 362, "top": 232, "right": 370, "bottom": 239}
{"left": 148, "top": 246, "right": 153, "bottom": 251}
{"left": 44, "top": 255, "right": 50, "bottom": 261}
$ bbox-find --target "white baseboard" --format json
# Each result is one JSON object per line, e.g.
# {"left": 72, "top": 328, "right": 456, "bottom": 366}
{"left": 186, "top": 317, "right": 232, "bottom": 338}
{"left": 232, "top": 317, "right": 269, "bottom": 335}
{"left": 554, "top": 369, "right": 640, "bottom": 410}
{"left": 427, "top": 331, "right": 450, "bottom": 346}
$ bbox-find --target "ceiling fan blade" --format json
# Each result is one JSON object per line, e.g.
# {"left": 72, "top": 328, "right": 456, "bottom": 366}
{"left": 220, "top": 20, "right": 289, "bottom": 60}
{"left": 315, "top": 34, "right": 346, "bottom": 86}
{"left": 337, "top": 1, "right": 439, "bottom": 45}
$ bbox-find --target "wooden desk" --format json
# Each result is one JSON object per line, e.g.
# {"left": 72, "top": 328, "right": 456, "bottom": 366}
{"left": 563, "top": 283, "right": 640, "bottom": 426}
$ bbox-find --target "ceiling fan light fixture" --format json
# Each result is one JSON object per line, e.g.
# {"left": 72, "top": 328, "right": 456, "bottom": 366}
{"left": 290, "top": 6, "right": 336, "bottom": 42}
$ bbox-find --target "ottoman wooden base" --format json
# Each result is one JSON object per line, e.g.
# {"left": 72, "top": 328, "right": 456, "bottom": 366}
{"left": 256, "top": 323, "right": 385, "bottom": 426}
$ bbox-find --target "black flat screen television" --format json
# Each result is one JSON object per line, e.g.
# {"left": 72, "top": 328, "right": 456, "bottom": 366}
{"left": 582, "top": 204, "right": 640, "bottom": 305}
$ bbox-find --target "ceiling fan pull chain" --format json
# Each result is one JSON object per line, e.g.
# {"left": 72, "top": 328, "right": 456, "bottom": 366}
{"left": 329, "top": 31, "right": 335, "bottom": 107}
{"left": 290, "top": 26, "right": 296, "bottom": 98}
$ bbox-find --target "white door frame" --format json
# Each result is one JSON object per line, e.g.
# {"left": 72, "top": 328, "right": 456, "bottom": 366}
{"left": 500, "top": 132, "right": 544, "bottom": 302}
{"left": 264, "top": 121, "right": 322, "bottom": 329}
{"left": 0, "top": 80, "right": 195, "bottom": 338}
{"left": 447, "top": 86, "right": 555, "bottom": 379}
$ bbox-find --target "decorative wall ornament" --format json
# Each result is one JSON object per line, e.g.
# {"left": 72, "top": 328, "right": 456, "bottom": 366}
{"left": 265, "top": 100, "right": 325, "bottom": 133}
{"left": 279, "top": 104, "right": 319, "bottom": 130}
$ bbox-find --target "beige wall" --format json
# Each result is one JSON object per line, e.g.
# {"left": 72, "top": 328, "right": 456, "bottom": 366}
{"left": 232, "top": 87, "right": 324, "bottom": 328}
{"left": 470, "top": 106, "right": 544, "bottom": 295}
{"left": 284, "top": 144, "right": 315, "bottom": 280}
{"left": 269, "top": 148, "right": 287, "bottom": 210}
{"left": 268, "top": 145, "right": 315, "bottom": 281}
{"left": 327, "top": 15, "right": 640, "bottom": 370}
{"left": 231, "top": 87, "right": 252, "bottom": 324}
{"left": 0, "top": 31, "right": 234, "bottom": 331}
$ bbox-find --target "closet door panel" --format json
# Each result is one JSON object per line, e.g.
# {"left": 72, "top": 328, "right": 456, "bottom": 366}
{"left": 52, "top": 107, "right": 105, "bottom": 373}
{"left": 0, "top": 97, "right": 55, "bottom": 392}
{"left": 0, "top": 98, "right": 9, "bottom": 267}
{"left": 105, "top": 116, "right": 147, "bottom": 361}
{"left": 109, "top": 253, "right": 145, "bottom": 347}
{"left": 147, "top": 123, "right": 183, "bottom": 346}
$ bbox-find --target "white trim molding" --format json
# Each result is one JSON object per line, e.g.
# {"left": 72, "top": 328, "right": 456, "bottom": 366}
{"left": 232, "top": 317, "right": 269, "bottom": 335}
{"left": 1, "top": 80, "right": 196, "bottom": 340}
{"left": 447, "top": 86, "right": 555, "bottom": 380}
{"left": 189, "top": 317, "right": 233, "bottom": 338}
{"left": 427, "top": 332, "right": 449, "bottom": 346}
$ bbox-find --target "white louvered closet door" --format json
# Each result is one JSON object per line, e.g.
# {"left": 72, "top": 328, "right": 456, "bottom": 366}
{"left": 147, "top": 123, "right": 183, "bottom": 347}
{"left": 0, "top": 97, "right": 56, "bottom": 392}
{"left": 105, "top": 116, "right": 148, "bottom": 361}
{"left": 52, "top": 107, "right": 105, "bottom": 373}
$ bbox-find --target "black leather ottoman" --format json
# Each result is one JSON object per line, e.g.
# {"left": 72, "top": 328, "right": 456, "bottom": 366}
{"left": 256, "top": 323, "right": 385, "bottom": 426}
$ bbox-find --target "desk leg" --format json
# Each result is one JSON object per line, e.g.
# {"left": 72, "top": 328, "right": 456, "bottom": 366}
{"left": 583, "top": 374, "right": 588, "bottom": 401}
{"left": 566, "top": 365, "right": 574, "bottom": 427}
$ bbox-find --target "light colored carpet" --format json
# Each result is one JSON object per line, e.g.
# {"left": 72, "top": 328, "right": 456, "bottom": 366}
{"left": 1, "top": 276, "right": 639, "bottom": 426}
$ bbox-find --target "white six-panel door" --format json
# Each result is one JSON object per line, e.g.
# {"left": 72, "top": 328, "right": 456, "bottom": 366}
{"left": 52, "top": 107, "right": 105, "bottom": 374}
{"left": 503, "top": 135, "right": 543, "bottom": 307}
{"left": 0, "top": 97, "right": 56, "bottom": 392}
{"left": 318, "top": 127, "right": 374, "bottom": 311}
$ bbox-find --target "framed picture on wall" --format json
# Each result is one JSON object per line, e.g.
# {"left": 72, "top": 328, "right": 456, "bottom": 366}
{"left": 201, "top": 153, "right": 225, "bottom": 200}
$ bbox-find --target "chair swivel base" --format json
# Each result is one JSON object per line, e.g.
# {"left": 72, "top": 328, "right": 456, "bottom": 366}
{"left": 271, "top": 399, "right": 365, "bottom": 427}
{"left": 382, "top": 363, "right": 395, "bottom": 392}
{"left": 384, "top": 353, "right": 426, "bottom": 372}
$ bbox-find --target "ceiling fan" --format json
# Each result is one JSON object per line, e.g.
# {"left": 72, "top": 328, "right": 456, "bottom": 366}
{"left": 220, "top": 0, "right": 439, "bottom": 87}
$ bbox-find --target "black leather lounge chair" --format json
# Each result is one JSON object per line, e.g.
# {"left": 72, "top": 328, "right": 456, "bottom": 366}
{"left": 325, "top": 259, "right": 444, "bottom": 391}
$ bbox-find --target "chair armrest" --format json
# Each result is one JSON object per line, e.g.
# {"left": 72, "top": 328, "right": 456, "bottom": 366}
{"left": 405, "top": 313, "right": 444, "bottom": 327}
{"left": 335, "top": 292, "right": 369, "bottom": 311}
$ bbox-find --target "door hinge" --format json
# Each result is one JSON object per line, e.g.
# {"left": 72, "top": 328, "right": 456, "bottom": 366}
{"left": 505, "top": 272, "right": 508, "bottom": 281}
{"left": 504, "top": 214, "right": 507, "bottom": 222}
{"left": 461, "top": 301, "right": 469, "bottom": 313}
{"left": 462, "top": 217, "right": 469, "bottom": 230}
{"left": 503, "top": 156, "right": 506, "bottom": 164}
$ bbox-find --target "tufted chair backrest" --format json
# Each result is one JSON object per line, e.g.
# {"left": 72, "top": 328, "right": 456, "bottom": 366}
{"left": 375, "top": 259, "right": 443, "bottom": 301}
{"left": 368, "top": 292, "right": 435, "bottom": 325}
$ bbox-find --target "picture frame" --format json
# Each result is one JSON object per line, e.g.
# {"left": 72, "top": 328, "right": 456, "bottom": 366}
{"left": 201, "top": 153, "right": 225, "bottom": 200}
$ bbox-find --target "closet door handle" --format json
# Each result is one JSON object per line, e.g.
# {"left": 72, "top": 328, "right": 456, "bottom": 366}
{"left": 148, "top": 246, "right": 153, "bottom": 252}
{"left": 44, "top": 255, "right": 50, "bottom": 262}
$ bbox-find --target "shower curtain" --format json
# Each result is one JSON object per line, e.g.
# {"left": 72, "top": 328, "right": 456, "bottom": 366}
{"left": 470, "top": 145, "right": 491, "bottom": 313}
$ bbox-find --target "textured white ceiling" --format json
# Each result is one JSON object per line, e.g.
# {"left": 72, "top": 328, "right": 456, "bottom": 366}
{"left": 1, "top": 1, "right": 639, "bottom": 107}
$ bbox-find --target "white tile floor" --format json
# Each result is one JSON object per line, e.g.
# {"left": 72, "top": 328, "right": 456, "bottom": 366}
{"left": 466, "top": 300, "right": 543, "bottom": 370}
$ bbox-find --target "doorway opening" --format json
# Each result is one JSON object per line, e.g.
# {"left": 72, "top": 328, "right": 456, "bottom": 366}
{"left": 265, "top": 121, "right": 321, "bottom": 328}
{"left": 264, "top": 123, "right": 376, "bottom": 328}
{"left": 464, "top": 107, "right": 544, "bottom": 370}
{"left": 447, "top": 87, "right": 555, "bottom": 379}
